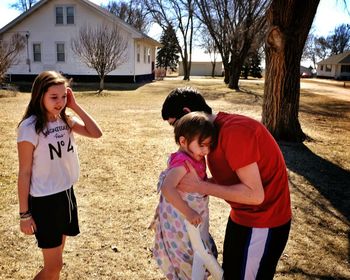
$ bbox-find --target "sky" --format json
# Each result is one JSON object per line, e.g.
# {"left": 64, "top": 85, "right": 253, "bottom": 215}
{"left": 0, "top": 0, "right": 349, "bottom": 65}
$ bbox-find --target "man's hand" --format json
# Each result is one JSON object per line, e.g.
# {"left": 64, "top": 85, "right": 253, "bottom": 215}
{"left": 177, "top": 161, "right": 204, "bottom": 194}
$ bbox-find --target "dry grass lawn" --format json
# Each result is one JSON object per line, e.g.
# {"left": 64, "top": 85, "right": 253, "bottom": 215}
{"left": 0, "top": 77, "right": 349, "bottom": 279}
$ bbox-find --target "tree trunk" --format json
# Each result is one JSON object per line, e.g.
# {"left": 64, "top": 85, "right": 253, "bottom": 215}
{"left": 223, "top": 65, "right": 229, "bottom": 84}
{"left": 99, "top": 76, "right": 105, "bottom": 93}
{"left": 228, "top": 66, "right": 241, "bottom": 90}
{"left": 182, "top": 58, "right": 190, "bottom": 81}
{"left": 228, "top": 56, "right": 244, "bottom": 90}
{"left": 262, "top": 0, "right": 320, "bottom": 142}
{"left": 211, "top": 62, "right": 216, "bottom": 77}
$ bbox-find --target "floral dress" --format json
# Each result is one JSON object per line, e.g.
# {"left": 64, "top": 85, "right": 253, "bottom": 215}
{"left": 153, "top": 151, "right": 217, "bottom": 280}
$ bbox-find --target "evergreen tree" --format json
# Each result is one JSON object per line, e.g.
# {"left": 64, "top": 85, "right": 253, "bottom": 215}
{"left": 156, "top": 25, "right": 180, "bottom": 72}
{"left": 249, "top": 52, "right": 262, "bottom": 78}
{"left": 241, "top": 51, "right": 262, "bottom": 79}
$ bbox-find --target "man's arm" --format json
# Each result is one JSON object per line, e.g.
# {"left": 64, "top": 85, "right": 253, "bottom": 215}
{"left": 179, "top": 161, "right": 264, "bottom": 205}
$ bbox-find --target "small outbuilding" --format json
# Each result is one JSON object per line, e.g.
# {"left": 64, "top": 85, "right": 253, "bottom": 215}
{"left": 178, "top": 60, "right": 223, "bottom": 77}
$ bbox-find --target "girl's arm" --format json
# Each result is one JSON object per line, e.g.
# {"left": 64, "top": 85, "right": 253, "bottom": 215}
{"left": 161, "top": 166, "right": 202, "bottom": 226}
{"left": 179, "top": 161, "right": 265, "bottom": 205}
{"left": 17, "top": 141, "right": 37, "bottom": 234}
{"left": 66, "top": 87, "right": 102, "bottom": 138}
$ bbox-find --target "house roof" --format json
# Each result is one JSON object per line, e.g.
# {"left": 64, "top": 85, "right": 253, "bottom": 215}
{"left": 0, "top": 0, "right": 161, "bottom": 46}
{"left": 317, "top": 51, "right": 350, "bottom": 65}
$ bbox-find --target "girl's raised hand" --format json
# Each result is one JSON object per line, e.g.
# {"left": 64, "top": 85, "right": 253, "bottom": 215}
{"left": 66, "top": 87, "right": 77, "bottom": 109}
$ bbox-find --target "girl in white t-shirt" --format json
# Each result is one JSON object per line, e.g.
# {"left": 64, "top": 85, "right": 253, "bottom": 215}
{"left": 17, "top": 71, "right": 102, "bottom": 279}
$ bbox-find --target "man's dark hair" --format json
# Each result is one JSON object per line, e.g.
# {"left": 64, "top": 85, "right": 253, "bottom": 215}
{"left": 161, "top": 87, "right": 212, "bottom": 121}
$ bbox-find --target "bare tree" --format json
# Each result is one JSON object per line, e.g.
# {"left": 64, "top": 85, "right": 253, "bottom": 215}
{"left": 302, "top": 31, "right": 319, "bottom": 69}
{"left": 262, "top": 0, "right": 320, "bottom": 142}
{"left": 199, "top": 27, "right": 220, "bottom": 77}
{"left": 143, "top": 0, "right": 195, "bottom": 80}
{"left": 195, "top": 0, "right": 270, "bottom": 90}
{"left": 304, "top": 23, "right": 350, "bottom": 68}
{"left": 0, "top": 33, "right": 26, "bottom": 82}
{"left": 327, "top": 24, "right": 350, "bottom": 55}
{"left": 314, "top": 36, "right": 331, "bottom": 60}
{"left": 10, "top": 0, "right": 37, "bottom": 12}
{"left": 103, "top": 0, "right": 152, "bottom": 33}
{"left": 71, "top": 23, "right": 128, "bottom": 93}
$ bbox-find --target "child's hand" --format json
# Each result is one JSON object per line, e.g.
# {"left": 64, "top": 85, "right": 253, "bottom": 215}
{"left": 66, "top": 87, "right": 77, "bottom": 109}
{"left": 186, "top": 209, "right": 202, "bottom": 227}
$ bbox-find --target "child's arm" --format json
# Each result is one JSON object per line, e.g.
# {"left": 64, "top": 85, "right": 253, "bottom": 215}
{"left": 161, "top": 165, "right": 202, "bottom": 226}
{"left": 17, "top": 141, "right": 37, "bottom": 235}
{"left": 66, "top": 87, "right": 102, "bottom": 138}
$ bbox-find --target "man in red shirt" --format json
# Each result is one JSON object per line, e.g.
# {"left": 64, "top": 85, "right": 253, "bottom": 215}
{"left": 161, "top": 87, "right": 292, "bottom": 280}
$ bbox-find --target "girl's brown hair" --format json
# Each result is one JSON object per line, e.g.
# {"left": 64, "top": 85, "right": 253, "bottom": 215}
{"left": 18, "top": 71, "right": 71, "bottom": 134}
{"left": 174, "top": 112, "right": 217, "bottom": 148}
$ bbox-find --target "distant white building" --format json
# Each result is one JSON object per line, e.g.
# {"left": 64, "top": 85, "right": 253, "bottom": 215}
{"left": 178, "top": 61, "right": 223, "bottom": 77}
{"left": 0, "top": 0, "right": 161, "bottom": 83}
{"left": 176, "top": 49, "right": 223, "bottom": 77}
{"left": 317, "top": 51, "right": 350, "bottom": 80}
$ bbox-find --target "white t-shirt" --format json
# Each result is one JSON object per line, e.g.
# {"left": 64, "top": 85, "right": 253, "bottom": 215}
{"left": 17, "top": 115, "right": 80, "bottom": 197}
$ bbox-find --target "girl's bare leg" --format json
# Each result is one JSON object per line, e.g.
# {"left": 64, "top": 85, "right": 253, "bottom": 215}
{"left": 34, "top": 236, "right": 66, "bottom": 280}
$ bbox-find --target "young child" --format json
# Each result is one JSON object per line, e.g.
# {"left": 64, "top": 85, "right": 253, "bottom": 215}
{"left": 17, "top": 71, "right": 102, "bottom": 279}
{"left": 152, "top": 112, "right": 219, "bottom": 280}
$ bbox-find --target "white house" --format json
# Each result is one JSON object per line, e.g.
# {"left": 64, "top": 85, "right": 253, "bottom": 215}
{"left": 0, "top": 0, "right": 161, "bottom": 83}
{"left": 317, "top": 51, "right": 350, "bottom": 80}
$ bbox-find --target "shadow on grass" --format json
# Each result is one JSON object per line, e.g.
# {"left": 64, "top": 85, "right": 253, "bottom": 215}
{"left": 5, "top": 81, "right": 148, "bottom": 93}
{"left": 279, "top": 266, "right": 350, "bottom": 279}
{"left": 72, "top": 82, "right": 147, "bottom": 92}
{"left": 279, "top": 142, "right": 350, "bottom": 274}
{"left": 201, "top": 87, "right": 263, "bottom": 107}
{"left": 299, "top": 92, "right": 350, "bottom": 119}
{"left": 280, "top": 142, "right": 349, "bottom": 223}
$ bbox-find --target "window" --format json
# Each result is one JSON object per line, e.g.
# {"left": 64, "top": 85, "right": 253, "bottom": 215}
{"left": 341, "top": 65, "right": 350, "bottom": 73}
{"left": 137, "top": 44, "right": 140, "bottom": 62}
{"left": 33, "top": 43, "right": 41, "bottom": 62}
{"left": 56, "top": 7, "right": 64, "bottom": 24}
{"left": 66, "top": 7, "right": 74, "bottom": 24}
{"left": 55, "top": 6, "right": 74, "bottom": 25}
{"left": 326, "top": 65, "right": 332, "bottom": 72}
{"left": 320, "top": 65, "right": 323, "bottom": 71}
{"left": 143, "top": 47, "right": 147, "bottom": 63}
{"left": 147, "top": 48, "right": 151, "bottom": 64}
{"left": 56, "top": 43, "right": 65, "bottom": 62}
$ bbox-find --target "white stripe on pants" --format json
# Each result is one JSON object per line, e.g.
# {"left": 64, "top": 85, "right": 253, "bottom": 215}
{"left": 244, "top": 228, "right": 269, "bottom": 280}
